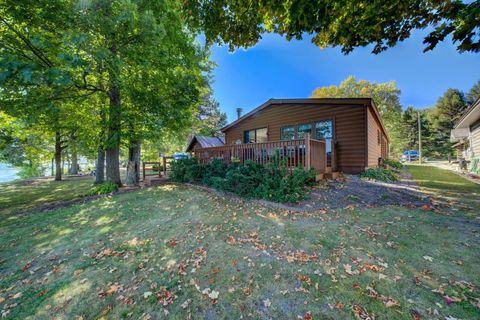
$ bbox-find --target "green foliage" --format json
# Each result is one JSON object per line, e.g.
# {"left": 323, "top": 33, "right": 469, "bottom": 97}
{"left": 184, "top": 0, "right": 479, "bottom": 54}
{"left": 170, "top": 158, "right": 316, "bottom": 202}
{"left": 383, "top": 159, "right": 402, "bottom": 170}
{"left": 17, "top": 165, "right": 45, "bottom": 179}
{"left": 360, "top": 168, "right": 398, "bottom": 182}
{"left": 87, "top": 182, "right": 118, "bottom": 196}
{"left": 466, "top": 80, "right": 480, "bottom": 106}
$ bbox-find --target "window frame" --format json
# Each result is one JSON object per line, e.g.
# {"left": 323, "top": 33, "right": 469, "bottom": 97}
{"left": 280, "top": 119, "right": 335, "bottom": 141}
{"left": 243, "top": 127, "right": 268, "bottom": 143}
{"left": 280, "top": 126, "right": 296, "bottom": 140}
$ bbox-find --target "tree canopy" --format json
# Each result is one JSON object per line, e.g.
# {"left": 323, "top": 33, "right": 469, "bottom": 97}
{"left": 184, "top": 0, "right": 480, "bottom": 53}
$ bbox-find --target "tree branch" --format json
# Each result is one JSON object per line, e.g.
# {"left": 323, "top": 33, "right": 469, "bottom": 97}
{"left": 0, "top": 16, "right": 54, "bottom": 68}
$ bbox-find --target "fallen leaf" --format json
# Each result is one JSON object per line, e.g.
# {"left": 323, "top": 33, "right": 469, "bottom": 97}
{"left": 423, "top": 256, "right": 433, "bottom": 262}
{"left": 143, "top": 291, "right": 153, "bottom": 299}
{"left": 208, "top": 290, "right": 219, "bottom": 300}
{"left": 303, "top": 311, "right": 313, "bottom": 320}
{"left": 21, "top": 263, "right": 32, "bottom": 272}
{"left": 12, "top": 292, "right": 22, "bottom": 299}
{"left": 181, "top": 299, "right": 191, "bottom": 309}
{"left": 263, "top": 298, "right": 271, "bottom": 308}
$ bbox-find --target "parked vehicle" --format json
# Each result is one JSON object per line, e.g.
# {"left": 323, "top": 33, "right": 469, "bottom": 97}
{"left": 173, "top": 153, "right": 190, "bottom": 161}
{"left": 401, "top": 150, "right": 419, "bottom": 162}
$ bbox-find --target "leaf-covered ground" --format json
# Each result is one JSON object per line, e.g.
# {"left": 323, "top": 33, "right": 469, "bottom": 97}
{"left": 0, "top": 171, "right": 479, "bottom": 319}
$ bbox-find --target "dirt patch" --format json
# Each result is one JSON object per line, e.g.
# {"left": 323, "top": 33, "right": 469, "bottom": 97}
{"left": 283, "top": 171, "right": 431, "bottom": 211}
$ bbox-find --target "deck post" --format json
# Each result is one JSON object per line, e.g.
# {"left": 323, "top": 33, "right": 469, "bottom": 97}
{"left": 331, "top": 140, "right": 336, "bottom": 172}
{"left": 162, "top": 156, "right": 167, "bottom": 176}
{"left": 305, "top": 133, "right": 311, "bottom": 170}
{"left": 142, "top": 162, "right": 145, "bottom": 181}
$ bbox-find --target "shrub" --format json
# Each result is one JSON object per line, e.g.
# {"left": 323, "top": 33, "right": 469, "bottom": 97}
{"left": 360, "top": 167, "right": 398, "bottom": 182}
{"left": 384, "top": 159, "right": 402, "bottom": 170}
{"left": 87, "top": 182, "right": 118, "bottom": 196}
{"left": 169, "top": 157, "right": 316, "bottom": 203}
{"left": 17, "top": 165, "right": 45, "bottom": 179}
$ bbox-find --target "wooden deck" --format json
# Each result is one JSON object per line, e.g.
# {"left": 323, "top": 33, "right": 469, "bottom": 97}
{"left": 194, "top": 134, "right": 328, "bottom": 173}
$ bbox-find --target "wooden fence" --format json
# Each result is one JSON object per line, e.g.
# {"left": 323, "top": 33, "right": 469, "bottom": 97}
{"left": 194, "top": 134, "right": 327, "bottom": 173}
{"left": 142, "top": 156, "right": 174, "bottom": 180}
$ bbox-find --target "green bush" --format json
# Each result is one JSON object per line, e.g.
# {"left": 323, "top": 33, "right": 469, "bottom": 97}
{"left": 170, "top": 157, "right": 316, "bottom": 203}
{"left": 360, "top": 167, "right": 398, "bottom": 182}
{"left": 87, "top": 182, "right": 118, "bottom": 196}
{"left": 17, "top": 165, "right": 45, "bottom": 179}
{"left": 384, "top": 159, "right": 403, "bottom": 170}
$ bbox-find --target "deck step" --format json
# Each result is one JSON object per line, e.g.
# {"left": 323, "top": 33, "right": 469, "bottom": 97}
{"left": 320, "top": 171, "right": 340, "bottom": 180}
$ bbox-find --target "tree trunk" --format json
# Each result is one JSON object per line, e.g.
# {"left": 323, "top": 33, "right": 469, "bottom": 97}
{"left": 125, "top": 139, "right": 141, "bottom": 186}
{"left": 54, "top": 132, "right": 62, "bottom": 181}
{"left": 105, "top": 42, "right": 122, "bottom": 186}
{"left": 95, "top": 146, "right": 105, "bottom": 184}
{"left": 69, "top": 135, "right": 78, "bottom": 175}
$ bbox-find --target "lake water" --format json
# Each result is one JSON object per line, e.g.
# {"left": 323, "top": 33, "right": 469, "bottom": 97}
{"left": 0, "top": 163, "right": 19, "bottom": 183}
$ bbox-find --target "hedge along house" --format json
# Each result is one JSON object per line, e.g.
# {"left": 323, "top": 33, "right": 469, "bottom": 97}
{"left": 194, "top": 98, "right": 389, "bottom": 174}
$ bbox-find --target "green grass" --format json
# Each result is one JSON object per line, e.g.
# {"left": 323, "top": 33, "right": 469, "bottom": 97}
{"left": 0, "top": 183, "right": 478, "bottom": 319}
{"left": 407, "top": 164, "right": 480, "bottom": 212}
{"left": 407, "top": 165, "right": 480, "bottom": 193}
{"left": 0, "top": 176, "right": 94, "bottom": 219}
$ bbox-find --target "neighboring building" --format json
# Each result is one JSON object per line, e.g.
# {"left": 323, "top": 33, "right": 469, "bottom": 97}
{"left": 451, "top": 98, "right": 480, "bottom": 169}
{"left": 219, "top": 98, "right": 389, "bottom": 174}
{"left": 186, "top": 136, "right": 225, "bottom": 152}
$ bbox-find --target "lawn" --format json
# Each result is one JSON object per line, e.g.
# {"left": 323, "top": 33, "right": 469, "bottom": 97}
{"left": 407, "top": 164, "right": 480, "bottom": 213}
{"left": 0, "top": 176, "right": 94, "bottom": 219}
{"left": 0, "top": 179, "right": 479, "bottom": 319}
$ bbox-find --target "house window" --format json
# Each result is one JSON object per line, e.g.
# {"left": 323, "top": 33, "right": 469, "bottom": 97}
{"left": 281, "top": 126, "right": 295, "bottom": 140}
{"left": 297, "top": 124, "right": 312, "bottom": 139}
{"left": 377, "top": 130, "right": 381, "bottom": 145}
{"left": 244, "top": 127, "right": 268, "bottom": 143}
{"left": 315, "top": 120, "right": 333, "bottom": 153}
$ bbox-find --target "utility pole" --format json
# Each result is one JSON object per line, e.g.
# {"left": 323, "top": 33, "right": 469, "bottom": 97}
{"left": 418, "top": 111, "right": 422, "bottom": 164}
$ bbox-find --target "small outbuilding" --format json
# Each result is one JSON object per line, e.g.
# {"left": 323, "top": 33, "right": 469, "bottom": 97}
{"left": 186, "top": 135, "right": 225, "bottom": 152}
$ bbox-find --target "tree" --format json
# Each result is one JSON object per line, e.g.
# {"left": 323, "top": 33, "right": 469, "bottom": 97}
{"left": 184, "top": 0, "right": 480, "bottom": 53}
{"left": 193, "top": 91, "right": 227, "bottom": 137}
{"left": 0, "top": 0, "right": 101, "bottom": 180}
{"left": 428, "top": 88, "right": 467, "bottom": 157}
{"left": 311, "top": 76, "right": 408, "bottom": 156}
{"left": 467, "top": 80, "right": 480, "bottom": 105}
{"left": 1, "top": 0, "right": 209, "bottom": 186}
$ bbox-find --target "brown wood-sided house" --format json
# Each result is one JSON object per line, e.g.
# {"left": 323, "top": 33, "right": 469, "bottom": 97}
{"left": 192, "top": 98, "right": 389, "bottom": 174}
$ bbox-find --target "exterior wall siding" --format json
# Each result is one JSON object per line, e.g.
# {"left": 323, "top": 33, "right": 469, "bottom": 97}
{"left": 223, "top": 103, "right": 368, "bottom": 173}
{"left": 471, "top": 124, "right": 480, "bottom": 160}
{"left": 366, "top": 107, "right": 385, "bottom": 167}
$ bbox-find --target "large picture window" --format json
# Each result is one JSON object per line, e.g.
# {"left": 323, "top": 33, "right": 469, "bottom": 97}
{"left": 280, "top": 126, "right": 295, "bottom": 140}
{"left": 244, "top": 127, "right": 268, "bottom": 143}
{"left": 315, "top": 120, "right": 333, "bottom": 153}
{"left": 297, "top": 124, "right": 312, "bottom": 139}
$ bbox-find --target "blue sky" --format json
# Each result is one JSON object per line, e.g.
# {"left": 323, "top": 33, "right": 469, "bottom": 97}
{"left": 208, "top": 31, "right": 479, "bottom": 123}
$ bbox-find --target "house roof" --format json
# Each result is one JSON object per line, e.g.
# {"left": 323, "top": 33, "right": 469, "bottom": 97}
{"left": 221, "top": 98, "right": 389, "bottom": 141}
{"left": 454, "top": 97, "right": 480, "bottom": 129}
{"left": 186, "top": 136, "right": 225, "bottom": 152}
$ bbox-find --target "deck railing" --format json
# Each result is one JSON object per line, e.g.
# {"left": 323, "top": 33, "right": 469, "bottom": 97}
{"left": 194, "top": 134, "right": 327, "bottom": 173}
